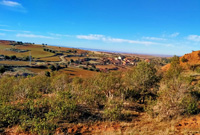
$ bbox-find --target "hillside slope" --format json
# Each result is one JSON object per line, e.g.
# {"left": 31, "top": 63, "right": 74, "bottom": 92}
{"left": 180, "top": 50, "right": 200, "bottom": 67}
{"left": 162, "top": 50, "right": 200, "bottom": 71}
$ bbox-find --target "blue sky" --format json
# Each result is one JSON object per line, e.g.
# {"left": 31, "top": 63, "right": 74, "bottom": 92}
{"left": 0, "top": 0, "right": 200, "bottom": 55}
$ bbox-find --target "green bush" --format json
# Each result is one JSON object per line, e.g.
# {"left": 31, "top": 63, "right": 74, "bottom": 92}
{"left": 51, "top": 74, "right": 70, "bottom": 92}
{"left": 104, "top": 100, "right": 123, "bottom": 121}
{"left": 49, "top": 65, "right": 56, "bottom": 71}
{"left": 182, "top": 96, "right": 198, "bottom": 114}
{"left": 181, "top": 57, "right": 188, "bottom": 62}
{"left": 10, "top": 55, "right": 16, "bottom": 60}
{"left": 0, "top": 65, "right": 6, "bottom": 74}
{"left": 196, "top": 67, "right": 200, "bottom": 73}
{"left": 0, "top": 104, "right": 20, "bottom": 128}
{"left": 20, "top": 117, "right": 56, "bottom": 135}
{"left": 18, "top": 99, "right": 58, "bottom": 134}
{"left": 125, "top": 61, "right": 159, "bottom": 103}
{"left": 45, "top": 71, "right": 51, "bottom": 77}
{"left": 0, "top": 76, "right": 17, "bottom": 102}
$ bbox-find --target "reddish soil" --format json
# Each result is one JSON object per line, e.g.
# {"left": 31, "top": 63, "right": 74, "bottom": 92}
{"left": 162, "top": 50, "right": 200, "bottom": 71}
{"left": 3, "top": 122, "right": 132, "bottom": 135}
{"left": 161, "top": 63, "right": 170, "bottom": 71}
{"left": 55, "top": 122, "right": 129, "bottom": 135}
{"left": 175, "top": 114, "right": 200, "bottom": 135}
{"left": 5, "top": 113, "right": 200, "bottom": 135}
{"left": 0, "top": 40, "right": 11, "bottom": 45}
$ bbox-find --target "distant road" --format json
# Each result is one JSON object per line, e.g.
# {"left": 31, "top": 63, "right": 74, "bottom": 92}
{"left": 59, "top": 55, "right": 67, "bottom": 63}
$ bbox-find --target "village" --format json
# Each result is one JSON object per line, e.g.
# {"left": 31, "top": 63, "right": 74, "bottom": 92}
{"left": 0, "top": 40, "right": 152, "bottom": 76}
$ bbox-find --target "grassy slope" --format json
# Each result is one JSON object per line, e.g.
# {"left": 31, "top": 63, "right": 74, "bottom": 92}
{"left": 0, "top": 43, "right": 54, "bottom": 58}
{"left": 58, "top": 67, "right": 98, "bottom": 78}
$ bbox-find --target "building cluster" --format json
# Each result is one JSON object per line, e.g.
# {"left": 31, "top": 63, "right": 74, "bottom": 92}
{"left": 100, "top": 56, "right": 141, "bottom": 66}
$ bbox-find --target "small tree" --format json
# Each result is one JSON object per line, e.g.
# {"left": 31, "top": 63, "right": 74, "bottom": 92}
{"left": 166, "top": 55, "right": 182, "bottom": 79}
{"left": 150, "top": 57, "right": 198, "bottom": 121}
{"left": 10, "top": 55, "right": 16, "bottom": 60}
{"left": 64, "top": 64, "right": 68, "bottom": 68}
{"left": 70, "top": 59, "right": 74, "bottom": 63}
{"left": 91, "top": 64, "right": 96, "bottom": 69}
{"left": 181, "top": 57, "right": 188, "bottom": 63}
{"left": 55, "top": 64, "right": 60, "bottom": 71}
{"left": 125, "top": 61, "right": 159, "bottom": 103}
{"left": 49, "top": 65, "right": 56, "bottom": 71}
{"left": 0, "top": 65, "right": 6, "bottom": 74}
{"left": 45, "top": 71, "right": 50, "bottom": 77}
{"left": 4, "top": 55, "right": 10, "bottom": 60}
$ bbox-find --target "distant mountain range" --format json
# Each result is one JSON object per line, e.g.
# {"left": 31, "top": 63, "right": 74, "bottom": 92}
{"left": 77, "top": 47, "right": 173, "bottom": 58}
{"left": 47, "top": 44, "right": 173, "bottom": 58}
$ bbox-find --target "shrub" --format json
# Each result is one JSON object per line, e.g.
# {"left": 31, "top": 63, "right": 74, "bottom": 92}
{"left": 4, "top": 55, "right": 10, "bottom": 59}
{"left": 182, "top": 96, "right": 198, "bottom": 114}
{"left": 181, "top": 57, "right": 188, "bottom": 62}
{"left": 55, "top": 64, "right": 61, "bottom": 71}
{"left": 32, "top": 74, "right": 51, "bottom": 94}
{"left": 51, "top": 74, "right": 70, "bottom": 92}
{"left": 51, "top": 97, "right": 77, "bottom": 121}
{"left": 10, "top": 55, "right": 16, "bottom": 60}
{"left": 0, "top": 76, "right": 17, "bottom": 102}
{"left": 189, "top": 64, "right": 200, "bottom": 71}
{"left": 150, "top": 65, "right": 198, "bottom": 121}
{"left": 0, "top": 65, "right": 6, "bottom": 74}
{"left": 13, "top": 77, "right": 43, "bottom": 100}
{"left": 19, "top": 99, "right": 57, "bottom": 135}
{"left": 91, "top": 64, "right": 96, "bottom": 69}
{"left": 23, "top": 56, "right": 30, "bottom": 61}
{"left": 104, "top": 100, "right": 123, "bottom": 121}
{"left": 196, "top": 67, "right": 200, "bottom": 73}
{"left": 45, "top": 71, "right": 50, "bottom": 77}
{"left": 49, "top": 65, "right": 56, "bottom": 71}
{"left": 0, "top": 104, "right": 20, "bottom": 128}
{"left": 125, "top": 61, "right": 159, "bottom": 103}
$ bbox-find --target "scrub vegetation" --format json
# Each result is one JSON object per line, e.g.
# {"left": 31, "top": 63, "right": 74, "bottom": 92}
{"left": 1, "top": 55, "right": 200, "bottom": 134}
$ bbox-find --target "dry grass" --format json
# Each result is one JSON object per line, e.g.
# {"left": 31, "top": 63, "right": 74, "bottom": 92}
{"left": 0, "top": 44, "right": 54, "bottom": 58}
{"left": 26, "top": 67, "right": 49, "bottom": 73}
{"left": 96, "top": 65, "right": 117, "bottom": 69}
{"left": 26, "top": 67, "right": 98, "bottom": 77}
{"left": 0, "top": 60, "right": 30, "bottom": 66}
{"left": 121, "top": 113, "right": 179, "bottom": 135}
{"left": 64, "top": 57, "right": 86, "bottom": 61}
{"left": 46, "top": 45, "right": 89, "bottom": 54}
{"left": 16, "top": 44, "right": 54, "bottom": 58}
{"left": 58, "top": 67, "right": 98, "bottom": 78}
{"left": 39, "top": 56, "right": 60, "bottom": 62}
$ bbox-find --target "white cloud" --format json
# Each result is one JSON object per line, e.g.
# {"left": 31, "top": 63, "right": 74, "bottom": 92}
{"left": 49, "top": 33, "right": 72, "bottom": 37}
{"left": 0, "top": 29, "right": 30, "bottom": 33}
{"left": 16, "top": 34, "right": 58, "bottom": 39}
{"left": 0, "top": 28, "right": 15, "bottom": 32}
{"left": 0, "top": 0, "right": 26, "bottom": 12}
{"left": 170, "top": 32, "right": 179, "bottom": 37}
{"left": 76, "top": 34, "right": 104, "bottom": 40}
{"left": 0, "top": 33, "right": 5, "bottom": 36}
{"left": 0, "top": 0, "right": 21, "bottom": 7}
{"left": 187, "top": 35, "right": 200, "bottom": 42}
{"left": 104, "top": 37, "right": 155, "bottom": 45}
{"left": 162, "top": 32, "right": 180, "bottom": 38}
{"left": 142, "top": 36, "right": 166, "bottom": 41}
{"left": 76, "top": 34, "right": 156, "bottom": 45}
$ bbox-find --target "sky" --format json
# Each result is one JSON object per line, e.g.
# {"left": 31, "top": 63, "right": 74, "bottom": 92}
{"left": 0, "top": 0, "right": 200, "bottom": 55}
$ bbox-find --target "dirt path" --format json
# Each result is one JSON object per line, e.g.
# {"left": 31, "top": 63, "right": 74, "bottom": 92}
{"left": 59, "top": 55, "right": 67, "bottom": 63}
